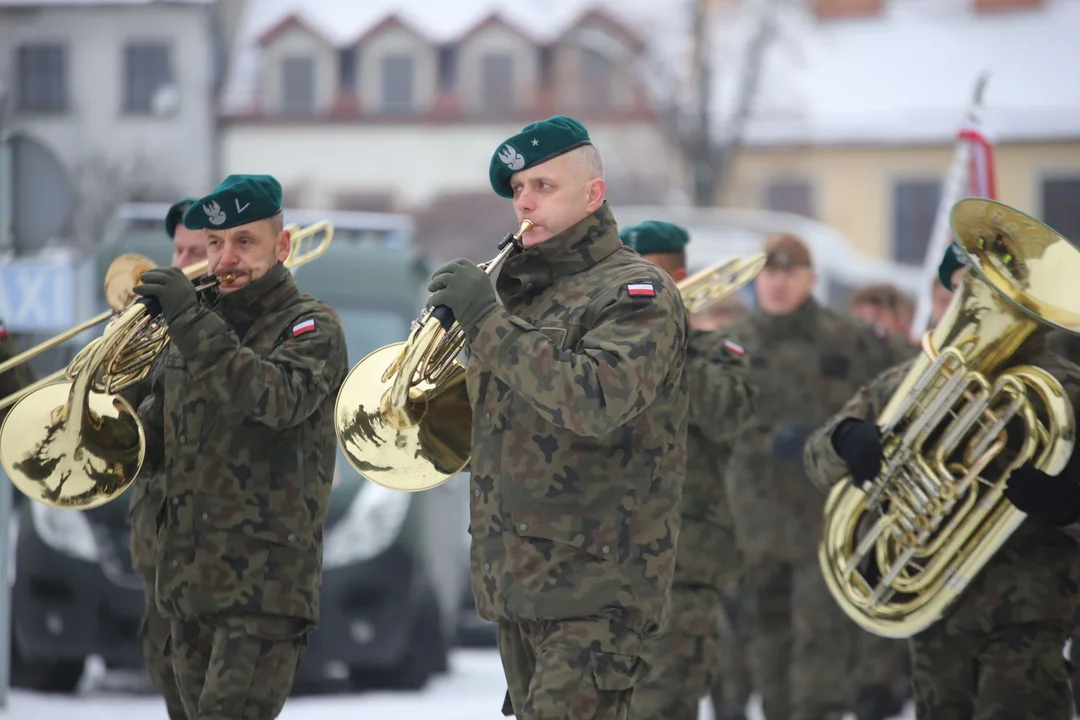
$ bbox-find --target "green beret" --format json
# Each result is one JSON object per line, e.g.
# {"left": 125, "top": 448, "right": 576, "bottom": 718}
{"left": 937, "top": 241, "right": 969, "bottom": 290}
{"left": 165, "top": 198, "right": 196, "bottom": 239}
{"left": 620, "top": 221, "right": 690, "bottom": 255}
{"left": 182, "top": 174, "right": 282, "bottom": 231}
{"left": 489, "top": 115, "right": 592, "bottom": 198}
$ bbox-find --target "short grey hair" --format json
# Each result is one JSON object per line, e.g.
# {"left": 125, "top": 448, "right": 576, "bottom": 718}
{"left": 571, "top": 144, "right": 604, "bottom": 180}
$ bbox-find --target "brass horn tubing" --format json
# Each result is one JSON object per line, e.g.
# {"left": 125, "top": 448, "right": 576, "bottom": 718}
{"left": 1010, "top": 365, "right": 1076, "bottom": 472}
{"left": 0, "top": 368, "right": 66, "bottom": 412}
{"left": 0, "top": 309, "right": 115, "bottom": 379}
{"left": 285, "top": 220, "right": 334, "bottom": 267}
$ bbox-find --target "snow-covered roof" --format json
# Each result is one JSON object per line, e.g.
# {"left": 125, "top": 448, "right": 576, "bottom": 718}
{"left": 219, "top": 0, "right": 1079, "bottom": 145}
{"left": 707, "top": 0, "right": 1080, "bottom": 145}
{"left": 219, "top": 0, "right": 657, "bottom": 114}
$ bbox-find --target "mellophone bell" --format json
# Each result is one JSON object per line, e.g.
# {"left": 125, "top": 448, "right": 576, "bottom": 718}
{"left": 333, "top": 219, "right": 769, "bottom": 493}
{"left": 0, "top": 220, "right": 334, "bottom": 510}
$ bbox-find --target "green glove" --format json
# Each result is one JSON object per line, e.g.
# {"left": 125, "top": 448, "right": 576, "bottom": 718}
{"left": 427, "top": 259, "right": 498, "bottom": 337}
{"left": 132, "top": 267, "right": 197, "bottom": 323}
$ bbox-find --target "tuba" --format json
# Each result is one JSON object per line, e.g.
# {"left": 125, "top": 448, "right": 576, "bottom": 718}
{"left": 678, "top": 252, "right": 767, "bottom": 314}
{"left": 335, "top": 220, "right": 533, "bottom": 493}
{"left": 819, "top": 198, "right": 1080, "bottom": 639}
{"left": 0, "top": 220, "right": 334, "bottom": 509}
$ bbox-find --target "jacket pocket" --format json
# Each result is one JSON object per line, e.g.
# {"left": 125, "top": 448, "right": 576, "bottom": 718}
{"left": 510, "top": 506, "right": 625, "bottom": 562}
{"left": 195, "top": 493, "right": 313, "bottom": 550}
{"left": 590, "top": 651, "right": 646, "bottom": 691}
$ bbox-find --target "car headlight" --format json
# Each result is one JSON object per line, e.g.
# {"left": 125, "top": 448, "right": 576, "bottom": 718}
{"left": 322, "top": 481, "right": 411, "bottom": 570}
{"left": 30, "top": 503, "right": 100, "bottom": 562}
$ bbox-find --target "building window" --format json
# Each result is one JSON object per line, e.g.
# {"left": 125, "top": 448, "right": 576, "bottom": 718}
{"left": 1042, "top": 177, "right": 1080, "bottom": 244}
{"left": 16, "top": 43, "right": 67, "bottom": 113}
{"left": 765, "top": 179, "right": 815, "bottom": 218}
{"left": 437, "top": 48, "right": 456, "bottom": 92}
{"left": 892, "top": 179, "right": 941, "bottom": 265}
{"left": 124, "top": 42, "right": 173, "bottom": 114}
{"left": 380, "top": 55, "right": 414, "bottom": 114}
{"left": 480, "top": 54, "right": 513, "bottom": 112}
{"left": 281, "top": 56, "right": 315, "bottom": 115}
{"left": 339, "top": 48, "right": 357, "bottom": 92}
{"left": 581, "top": 49, "right": 613, "bottom": 108}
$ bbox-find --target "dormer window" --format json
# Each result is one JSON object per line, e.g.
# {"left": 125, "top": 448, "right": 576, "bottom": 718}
{"left": 380, "top": 54, "right": 414, "bottom": 114}
{"left": 281, "top": 56, "right": 314, "bottom": 115}
{"left": 480, "top": 53, "right": 513, "bottom": 111}
{"left": 581, "top": 48, "right": 613, "bottom": 108}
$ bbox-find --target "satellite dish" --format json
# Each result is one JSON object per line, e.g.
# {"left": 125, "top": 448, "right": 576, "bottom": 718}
{"left": 11, "top": 133, "right": 75, "bottom": 252}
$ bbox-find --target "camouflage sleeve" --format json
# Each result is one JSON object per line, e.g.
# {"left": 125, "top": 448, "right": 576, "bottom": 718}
{"left": 165, "top": 304, "right": 348, "bottom": 430}
{"left": 685, "top": 334, "right": 756, "bottom": 443}
{"left": 467, "top": 282, "right": 685, "bottom": 439}
{"left": 803, "top": 361, "right": 912, "bottom": 493}
{"left": 0, "top": 331, "right": 37, "bottom": 427}
{"left": 137, "top": 378, "right": 166, "bottom": 476}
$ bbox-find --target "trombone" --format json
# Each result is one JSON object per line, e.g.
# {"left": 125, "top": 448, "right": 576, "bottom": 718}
{"left": 0, "top": 221, "right": 331, "bottom": 412}
{"left": 0, "top": 220, "right": 334, "bottom": 509}
{"left": 334, "top": 219, "right": 533, "bottom": 493}
{"left": 677, "top": 252, "right": 767, "bottom": 314}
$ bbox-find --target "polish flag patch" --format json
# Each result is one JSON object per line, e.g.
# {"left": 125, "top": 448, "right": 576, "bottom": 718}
{"left": 0, "top": 324, "right": 7, "bottom": 340}
{"left": 723, "top": 340, "right": 745, "bottom": 356}
{"left": 292, "top": 318, "right": 316, "bottom": 337}
{"left": 627, "top": 283, "right": 656, "bottom": 297}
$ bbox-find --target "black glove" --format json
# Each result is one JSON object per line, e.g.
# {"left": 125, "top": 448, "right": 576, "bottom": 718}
{"left": 132, "top": 267, "right": 197, "bottom": 323}
{"left": 1003, "top": 463, "right": 1080, "bottom": 526}
{"left": 831, "top": 418, "right": 884, "bottom": 483}
{"left": 426, "top": 259, "right": 498, "bottom": 338}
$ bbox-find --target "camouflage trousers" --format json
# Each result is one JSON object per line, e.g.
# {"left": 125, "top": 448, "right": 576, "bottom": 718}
{"left": 140, "top": 571, "right": 187, "bottom": 720}
{"left": 744, "top": 556, "right": 855, "bottom": 720}
{"left": 497, "top": 618, "right": 650, "bottom": 720}
{"left": 852, "top": 628, "right": 911, "bottom": 717}
{"left": 631, "top": 587, "right": 724, "bottom": 719}
{"left": 911, "top": 619, "right": 1072, "bottom": 719}
{"left": 167, "top": 613, "right": 308, "bottom": 720}
{"left": 709, "top": 590, "right": 753, "bottom": 720}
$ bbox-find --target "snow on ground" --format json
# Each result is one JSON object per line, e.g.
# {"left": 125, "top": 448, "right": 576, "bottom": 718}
{"left": 0, "top": 648, "right": 917, "bottom": 720}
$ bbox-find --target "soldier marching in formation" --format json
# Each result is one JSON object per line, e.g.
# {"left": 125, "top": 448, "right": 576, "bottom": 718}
{"left": 8, "top": 108, "right": 1080, "bottom": 720}
{"left": 620, "top": 220, "right": 756, "bottom": 720}
{"left": 130, "top": 174, "right": 348, "bottom": 718}
{"left": 804, "top": 242, "right": 1080, "bottom": 719}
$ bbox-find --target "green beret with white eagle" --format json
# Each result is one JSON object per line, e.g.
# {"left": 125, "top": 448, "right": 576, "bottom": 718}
{"left": 620, "top": 220, "right": 690, "bottom": 255}
{"left": 182, "top": 174, "right": 282, "bottom": 231}
{"left": 489, "top": 115, "right": 593, "bottom": 199}
{"left": 165, "top": 198, "right": 196, "bottom": 239}
{"left": 938, "top": 241, "right": 968, "bottom": 290}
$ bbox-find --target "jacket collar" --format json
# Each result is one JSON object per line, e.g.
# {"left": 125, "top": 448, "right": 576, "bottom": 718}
{"left": 496, "top": 202, "right": 621, "bottom": 297}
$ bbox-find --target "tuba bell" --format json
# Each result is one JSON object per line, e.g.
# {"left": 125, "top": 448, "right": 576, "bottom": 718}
{"left": 677, "top": 252, "right": 767, "bottom": 314}
{"left": 0, "top": 220, "right": 334, "bottom": 509}
{"left": 335, "top": 219, "right": 533, "bottom": 493}
{"left": 819, "top": 198, "right": 1080, "bottom": 639}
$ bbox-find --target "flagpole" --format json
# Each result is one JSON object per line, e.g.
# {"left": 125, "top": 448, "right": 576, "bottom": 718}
{"left": 909, "top": 73, "right": 991, "bottom": 338}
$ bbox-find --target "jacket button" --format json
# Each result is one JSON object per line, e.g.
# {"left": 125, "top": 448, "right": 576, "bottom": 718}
{"left": 179, "top": 434, "right": 186, "bottom": 443}
{"left": 474, "top": 489, "right": 480, "bottom": 497}
{"left": 201, "top": 513, "right": 208, "bottom": 521}
{"left": 288, "top": 534, "right": 296, "bottom": 543}
{"left": 172, "top": 497, "right": 180, "bottom": 505}
{"left": 519, "top": 523, "right": 527, "bottom": 531}
{"left": 171, "top": 560, "right": 178, "bottom": 568}
{"left": 485, "top": 412, "right": 492, "bottom": 421}
{"left": 602, "top": 546, "right": 610, "bottom": 555}
{"left": 484, "top": 563, "right": 491, "bottom": 572}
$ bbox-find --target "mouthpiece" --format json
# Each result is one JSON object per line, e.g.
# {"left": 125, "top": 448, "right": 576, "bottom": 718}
{"left": 221, "top": 272, "right": 236, "bottom": 284}
{"left": 516, "top": 219, "right": 534, "bottom": 238}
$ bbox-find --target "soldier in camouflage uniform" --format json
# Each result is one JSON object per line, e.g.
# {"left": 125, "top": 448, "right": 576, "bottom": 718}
{"left": 0, "top": 320, "right": 36, "bottom": 428}
{"left": 723, "top": 234, "right": 911, "bottom": 720}
{"left": 848, "top": 283, "right": 915, "bottom": 343}
{"left": 804, "top": 241, "right": 1080, "bottom": 719}
{"left": 125, "top": 197, "right": 200, "bottom": 720}
{"left": 620, "top": 221, "right": 756, "bottom": 720}
{"left": 132, "top": 174, "right": 348, "bottom": 720}
{"left": 426, "top": 116, "right": 689, "bottom": 720}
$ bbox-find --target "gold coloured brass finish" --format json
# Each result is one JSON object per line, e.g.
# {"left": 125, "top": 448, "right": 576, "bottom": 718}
{"left": 819, "top": 198, "right": 1080, "bottom": 638}
{"left": 0, "top": 221, "right": 334, "bottom": 508}
{"left": 335, "top": 219, "right": 534, "bottom": 492}
{"left": 677, "top": 252, "right": 768, "bottom": 314}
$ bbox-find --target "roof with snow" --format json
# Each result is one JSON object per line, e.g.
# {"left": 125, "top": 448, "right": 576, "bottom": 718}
{"left": 216, "top": 0, "right": 1080, "bottom": 145}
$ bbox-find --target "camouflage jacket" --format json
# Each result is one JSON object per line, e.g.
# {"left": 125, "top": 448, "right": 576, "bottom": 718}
{"left": 122, "top": 375, "right": 161, "bottom": 575}
{"left": 465, "top": 202, "right": 689, "bottom": 649}
{"left": 724, "top": 299, "right": 912, "bottom": 564}
{"left": 803, "top": 342, "right": 1080, "bottom": 627}
{"left": 674, "top": 330, "right": 755, "bottom": 592}
{"left": 0, "top": 321, "right": 36, "bottom": 429}
{"left": 140, "top": 262, "right": 348, "bottom": 623}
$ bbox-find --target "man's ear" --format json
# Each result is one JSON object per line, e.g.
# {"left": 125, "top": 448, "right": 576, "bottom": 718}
{"left": 277, "top": 228, "right": 292, "bottom": 264}
{"left": 585, "top": 178, "right": 606, "bottom": 213}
